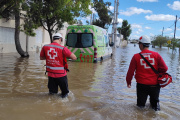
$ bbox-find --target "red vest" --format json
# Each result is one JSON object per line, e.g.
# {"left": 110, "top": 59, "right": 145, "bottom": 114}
{"left": 43, "top": 43, "right": 65, "bottom": 74}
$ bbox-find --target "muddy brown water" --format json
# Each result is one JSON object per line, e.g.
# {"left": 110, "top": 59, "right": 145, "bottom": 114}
{"left": 0, "top": 44, "right": 180, "bottom": 120}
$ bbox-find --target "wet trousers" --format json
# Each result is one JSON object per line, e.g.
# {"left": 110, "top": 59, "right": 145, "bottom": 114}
{"left": 136, "top": 83, "right": 160, "bottom": 111}
{"left": 48, "top": 75, "right": 69, "bottom": 96}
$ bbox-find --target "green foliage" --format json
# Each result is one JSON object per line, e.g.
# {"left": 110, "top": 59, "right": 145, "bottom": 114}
{"left": 151, "top": 35, "right": 169, "bottom": 48}
{"left": 24, "top": 0, "right": 92, "bottom": 42}
{"left": 0, "top": 0, "right": 17, "bottom": 19}
{"left": 117, "top": 20, "right": 132, "bottom": 40}
{"left": 92, "top": 0, "right": 112, "bottom": 29}
{"left": 176, "top": 39, "right": 180, "bottom": 48}
{"left": 92, "top": 19, "right": 104, "bottom": 27}
{"left": 171, "top": 38, "right": 180, "bottom": 50}
{"left": 0, "top": 0, "right": 26, "bottom": 17}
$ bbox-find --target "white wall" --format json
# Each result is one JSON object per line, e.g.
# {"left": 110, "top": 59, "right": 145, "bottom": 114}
{"left": 0, "top": 18, "right": 69, "bottom": 53}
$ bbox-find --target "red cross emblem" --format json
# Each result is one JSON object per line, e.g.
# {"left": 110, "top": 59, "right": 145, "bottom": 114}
{"left": 140, "top": 55, "right": 155, "bottom": 69}
{"left": 47, "top": 48, "right": 57, "bottom": 59}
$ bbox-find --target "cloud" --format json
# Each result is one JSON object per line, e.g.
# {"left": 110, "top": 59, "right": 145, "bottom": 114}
{"left": 89, "top": 5, "right": 97, "bottom": 14}
{"left": 135, "top": 31, "right": 140, "bottom": 34}
{"left": 131, "top": 24, "right": 142, "bottom": 29}
{"left": 176, "top": 36, "right": 180, "bottom": 39}
{"left": 170, "top": 33, "right": 174, "bottom": 36}
{"left": 167, "top": 1, "right": 180, "bottom": 11}
{"left": 108, "top": 6, "right": 114, "bottom": 11}
{"left": 164, "top": 28, "right": 172, "bottom": 32}
{"left": 130, "top": 35, "right": 140, "bottom": 39}
{"left": 145, "top": 14, "right": 176, "bottom": 21}
{"left": 131, "top": 24, "right": 143, "bottom": 35}
{"left": 149, "top": 33, "right": 154, "bottom": 37}
{"left": 145, "top": 26, "right": 151, "bottom": 29}
{"left": 137, "top": 0, "right": 158, "bottom": 2}
{"left": 118, "top": 18, "right": 123, "bottom": 24}
{"left": 138, "top": 29, "right": 143, "bottom": 32}
{"left": 119, "top": 7, "right": 152, "bottom": 16}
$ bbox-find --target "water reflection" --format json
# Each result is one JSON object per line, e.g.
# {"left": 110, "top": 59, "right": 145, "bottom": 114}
{"left": 0, "top": 44, "right": 180, "bottom": 120}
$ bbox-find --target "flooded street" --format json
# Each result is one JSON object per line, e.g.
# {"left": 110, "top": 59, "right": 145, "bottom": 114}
{"left": 0, "top": 44, "right": 180, "bottom": 120}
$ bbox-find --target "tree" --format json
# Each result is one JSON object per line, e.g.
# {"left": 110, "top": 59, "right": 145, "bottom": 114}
{"left": 86, "top": 20, "right": 90, "bottom": 25}
{"left": 151, "top": 35, "right": 169, "bottom": 48}
{"left": 24, "top": 0, "right": 92, "bottom": 43}
{"left": 0, "top": 0, "right": 29, "bottom": 57}
{"left": 117, "top": 20, "right": 132, "bottom": 40}
{"left": 92, "top": 0, "right": 112, "bottom": 29}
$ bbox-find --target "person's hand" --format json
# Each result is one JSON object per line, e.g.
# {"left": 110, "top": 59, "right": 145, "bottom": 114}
{"left": 127, "top": 84, "right": 131, "bottom": 88}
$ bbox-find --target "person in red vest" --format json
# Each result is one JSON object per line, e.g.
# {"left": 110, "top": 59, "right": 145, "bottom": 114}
{"left": 40, "top": 33, "right": 77, "bottom": 98}
{"left": 126, "top": 35, "right": 168, "bottom": 111}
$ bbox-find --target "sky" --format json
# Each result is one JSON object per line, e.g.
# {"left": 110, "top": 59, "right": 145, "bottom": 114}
{"left": 78, "top": 0, "right": 180, "bottom": 40}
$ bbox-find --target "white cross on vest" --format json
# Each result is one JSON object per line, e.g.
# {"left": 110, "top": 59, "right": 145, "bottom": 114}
{"left": 140, "top": 55, "right": 155, "bottom": 69}
{"left": 48, "top": 48, "right": 57, "bottom": 59}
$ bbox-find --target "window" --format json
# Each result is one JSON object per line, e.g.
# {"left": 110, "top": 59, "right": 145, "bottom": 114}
{"left": 0, "top": 27, "right": 15, "bottom": 44}
{"left": 104, "top": 35, "right": 109, "bottom": 47}
{"left": 81, "top": 34, "right": 93, "bottom": 47}
{"left": 66, "top": 34, "right": 77, "bottom": 47}
{"left": 66, "top": 33, "right": 93, "bottom": 48}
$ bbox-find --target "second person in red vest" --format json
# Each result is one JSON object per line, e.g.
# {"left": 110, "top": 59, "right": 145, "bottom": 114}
{"left": 40, "top": 33, "right": 77, "bottom": 98}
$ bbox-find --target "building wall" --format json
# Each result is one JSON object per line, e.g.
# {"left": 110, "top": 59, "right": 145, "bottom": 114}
{"left": 0, "top": 18, "right": 68, "bottom": 53}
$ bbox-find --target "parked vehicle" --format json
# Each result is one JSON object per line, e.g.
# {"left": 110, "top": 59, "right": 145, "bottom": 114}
{"left": 65, "top": 25, "right": 113, "bottom": 63}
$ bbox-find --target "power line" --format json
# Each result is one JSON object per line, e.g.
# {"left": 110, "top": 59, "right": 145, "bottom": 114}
{"left": 168, "top": 23, "right": 175, "bottom": 28}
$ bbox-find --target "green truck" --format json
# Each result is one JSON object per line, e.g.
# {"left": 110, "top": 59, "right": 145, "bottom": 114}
{"left": 65, "top": 25, "right": 113, "bottom": 63}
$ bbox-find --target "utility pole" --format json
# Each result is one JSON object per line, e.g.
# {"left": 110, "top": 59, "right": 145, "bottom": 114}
{"left": 162, "top": 27, "right": 164, "bottom": 36}
{"left": 112, "top": 0, "right": 119, "bottom": 48}
{"left": 114, "top": 0, "right": 119, "bottom": 48}
{"left": 173, "top": 15, "right": 177, "bottom": 51}
{"left": 111, "top": 0, "right": 116, "bottom": 47}
{"left": 174, "top": 15, "right": 177, "bottom": 40}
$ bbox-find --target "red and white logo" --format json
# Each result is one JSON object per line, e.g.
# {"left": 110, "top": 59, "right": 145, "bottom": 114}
{"left": 47, "top": 48, "right": 57, "bottom": 59}
{"left": 140, "top": 55, "right": 155, "bottom": 69}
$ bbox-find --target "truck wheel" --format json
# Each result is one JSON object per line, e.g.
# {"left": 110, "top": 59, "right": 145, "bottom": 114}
{"left": 100, "top": 56, "right": 103, "bottom": 61}
{"left": 111, "top": 53, "right": 113, "bottom": 58}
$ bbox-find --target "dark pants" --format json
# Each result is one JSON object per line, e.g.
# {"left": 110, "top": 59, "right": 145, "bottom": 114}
{"left": 136, "top": 83, "right": 160, "bottom": 111}
{"left": 48, "top": 75, "right": 69, "bottom": 96}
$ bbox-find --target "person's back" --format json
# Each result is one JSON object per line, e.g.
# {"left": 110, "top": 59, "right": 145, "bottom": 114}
{"left": 126, "top": 35, "right": 168, "bottom": 111}
{"left": 40, "top": 33, "right": 77, "bottom": 98}
{"left": 43, "top": 42, "right": 66, "bottom": 74}
{"left": 133, "top": 49, "right": 167, "bottom": 85}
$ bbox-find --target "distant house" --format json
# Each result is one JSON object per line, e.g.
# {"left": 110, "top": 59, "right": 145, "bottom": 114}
{"left": 130, "top": 39, "right": 138, "bottom": 43}
{"left": 108, "top": 33, "right": 123, "bottom": 47}
{"left": 0, "top": 18, "right": 68, "bottom": 53}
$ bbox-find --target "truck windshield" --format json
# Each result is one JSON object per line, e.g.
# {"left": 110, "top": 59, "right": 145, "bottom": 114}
{"left": 66, "top": 33, "right": 93, "bottom": 48}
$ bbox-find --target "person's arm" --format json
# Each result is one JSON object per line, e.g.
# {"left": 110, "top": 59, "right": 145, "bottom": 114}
{"left": 40, "top": 46, "right": 46, "bottom": 60}
{"left": 126, "top": 55, "right": 136, "bottom": 88}
{"left": 40, "top": 56, "right": 46, "bottom": 60}
{"left": 69, "top": 53, "right": 77, "bottom": 60}
{"left": 63, "top": 47, "right": 77, "bottom": 60}
{"left": 157, "top": 54, "right": 168, "bottom": 73}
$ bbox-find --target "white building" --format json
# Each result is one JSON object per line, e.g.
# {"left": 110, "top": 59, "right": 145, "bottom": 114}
{"left": 0, "top": 18, "right": 68, "bottom": 53}
{"left": 108, "top": 34, "right": 123, "bottom": 47}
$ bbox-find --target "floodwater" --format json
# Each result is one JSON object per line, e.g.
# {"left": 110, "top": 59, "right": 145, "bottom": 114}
{"left": 0, "top": 44, "right": 180, "bottom": 120}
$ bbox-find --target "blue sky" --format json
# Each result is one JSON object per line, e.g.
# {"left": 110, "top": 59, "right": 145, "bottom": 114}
{"left": 79, "top": 0, "right": 180, "bottom": 40}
